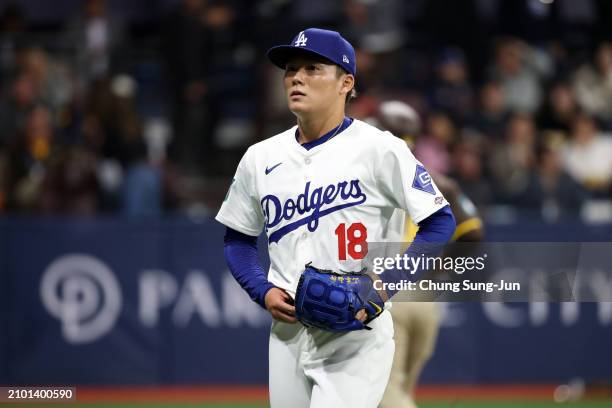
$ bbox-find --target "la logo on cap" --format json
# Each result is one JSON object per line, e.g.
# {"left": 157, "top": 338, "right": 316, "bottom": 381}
{"left": 295, "top": 31, "right": 308, "bottom": 47}
{"left": 343, "top": 55, "right": 349, "bottom": 63}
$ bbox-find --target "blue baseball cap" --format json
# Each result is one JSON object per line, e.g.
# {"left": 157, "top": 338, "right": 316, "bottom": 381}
{"left": 267, "top": 28, "right": 356, "bottom": 76}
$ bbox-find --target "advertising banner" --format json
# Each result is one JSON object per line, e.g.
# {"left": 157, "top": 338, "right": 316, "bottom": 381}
{"left": 0, "top": 218, "right": 610, "bottom": 384}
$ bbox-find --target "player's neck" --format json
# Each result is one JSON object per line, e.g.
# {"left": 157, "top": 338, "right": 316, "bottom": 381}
{"left": 297, "top": 110, "right": 346, "bottom": 144}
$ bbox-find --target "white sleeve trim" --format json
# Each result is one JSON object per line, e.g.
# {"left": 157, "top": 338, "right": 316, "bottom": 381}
{"left": 215, "top": 214, "right": 261, "bottom": 237}
{"left": 411, "top": 200, "right": 449, "bottom": 225}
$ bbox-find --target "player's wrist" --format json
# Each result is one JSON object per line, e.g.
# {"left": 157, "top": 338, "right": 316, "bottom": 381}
{"left": 260, "top": 283, "right": 277, "bottom": 309}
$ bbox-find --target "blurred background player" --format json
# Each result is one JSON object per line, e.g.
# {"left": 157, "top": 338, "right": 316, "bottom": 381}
{"left": 372, "top": 101, "right": 484, "bottom": 408}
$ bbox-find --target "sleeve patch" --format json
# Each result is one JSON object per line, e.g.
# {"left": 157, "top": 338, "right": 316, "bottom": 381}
{"left": 412, "top": 164, "right": 436, "bottom": 195}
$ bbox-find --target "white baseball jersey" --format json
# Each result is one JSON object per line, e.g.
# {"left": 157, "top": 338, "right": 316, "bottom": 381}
{"left": 216, "top": 119, "right": 448, "bottom": 296}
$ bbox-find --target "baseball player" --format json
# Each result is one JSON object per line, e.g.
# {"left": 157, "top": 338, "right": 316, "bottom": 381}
{"left": 216, "top": 28, "right": 455, "bottom": 408}
{"left": 373, "top": 101, "right": 484, "bottom": 408}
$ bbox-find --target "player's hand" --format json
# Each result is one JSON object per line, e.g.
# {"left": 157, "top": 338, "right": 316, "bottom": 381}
{"left": 355, "top": 309, "right": 367, "bottom": 322}
{"left": 265, "top": 287, "right": 297, "bottom": 324}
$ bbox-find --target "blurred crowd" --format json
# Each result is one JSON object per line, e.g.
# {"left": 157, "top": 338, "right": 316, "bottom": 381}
{"left": 0, "top": 0, "right": 611, "bottom": 222}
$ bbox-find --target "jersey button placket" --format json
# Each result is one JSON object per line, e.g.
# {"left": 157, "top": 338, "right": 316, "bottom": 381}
{"left": 303, "top": 155, "right": 313, "bottom": 182}
{"left": 301, "top": 153, "right": 313, "bottom": 262}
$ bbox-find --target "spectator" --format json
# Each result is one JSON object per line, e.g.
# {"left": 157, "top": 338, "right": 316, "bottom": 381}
{"left": 429, "top": 47, "right": 474, "bottom": 121}
{"left": 451, "top": 134, "right": 492, "bottom": 207}
{"left": 0, "top": 0, "right": 609, "bottom": 217}
{"left": 39, "top": 146, "right": 100, "bottom": 215}
{"left": 489, "top": 112, "right": 537, "bottom": 203}
{"left": 414, "top": 111, "right": 455, "bottom": 174}
{"left": 537, "top": 82, "right": 578, "bottom": 134}
{"left": 517, "top": 143, "right": 588, "bottom": 221}
{"left": 562, "top": 112, "right": 612, "bottom": 196}
{"left": 10, "top": 105, "right": 56, "bottom": 211}
{"left": 62, "top": 0, "right": 125, "bottom": 88}
{"left": 469, "top": 80, "right": 509, "bottom": 140}
{"left": 0, "top": 72, "right": 38, "bottom": 148}
{"left": 85, "top": 75, "right": 142, "bottom": 165}
{"left": 488, "top": 37, "right": 550, "bottom": 113}
{"left": 121, "top": 140, "right": 162, "bottom": 217}
{"left": 572, "top": 42, "right": 612, "bottom": 126}
{"left": 18, "top": 47, "right": 74, "bottom": 116}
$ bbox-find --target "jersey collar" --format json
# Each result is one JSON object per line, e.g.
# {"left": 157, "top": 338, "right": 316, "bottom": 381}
{"left": 295, "top": 117, "right": 354, "bottom": 151}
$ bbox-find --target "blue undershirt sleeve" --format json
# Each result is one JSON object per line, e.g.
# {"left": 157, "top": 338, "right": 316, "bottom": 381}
{"left": 223, "top": 227, "right": 275, "bottom": 309}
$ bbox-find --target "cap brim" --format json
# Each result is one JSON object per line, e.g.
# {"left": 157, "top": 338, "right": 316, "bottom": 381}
{"left": 266, "top": 45, "right": 337, "bottom": 70}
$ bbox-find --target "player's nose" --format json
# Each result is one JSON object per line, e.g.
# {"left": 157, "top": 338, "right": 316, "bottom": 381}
{"left": 292, "top": 67, "right": 306, "bottom": 85}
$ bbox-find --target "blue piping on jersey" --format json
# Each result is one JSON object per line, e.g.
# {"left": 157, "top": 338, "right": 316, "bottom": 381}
{"left": 297, "top": 117, "right": 353, "bottom": 150}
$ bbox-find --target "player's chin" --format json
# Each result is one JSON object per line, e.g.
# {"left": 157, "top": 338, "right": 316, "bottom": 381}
{"left": 288, "top": 101, "right": 311, "bottom": 115}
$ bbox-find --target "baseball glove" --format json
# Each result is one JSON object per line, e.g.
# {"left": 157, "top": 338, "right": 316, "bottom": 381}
{"left": 294, "top": 264, "right": 387, "bottom": 332}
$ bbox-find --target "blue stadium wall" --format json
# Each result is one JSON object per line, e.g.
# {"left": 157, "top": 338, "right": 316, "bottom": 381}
{"left": 0, "top": 217, "right": 611, "bottom": 385}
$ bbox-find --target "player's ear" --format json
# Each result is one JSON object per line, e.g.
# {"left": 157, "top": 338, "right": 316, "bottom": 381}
{"left": 340, "top": 74, "right": 355, "bottom": 96}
